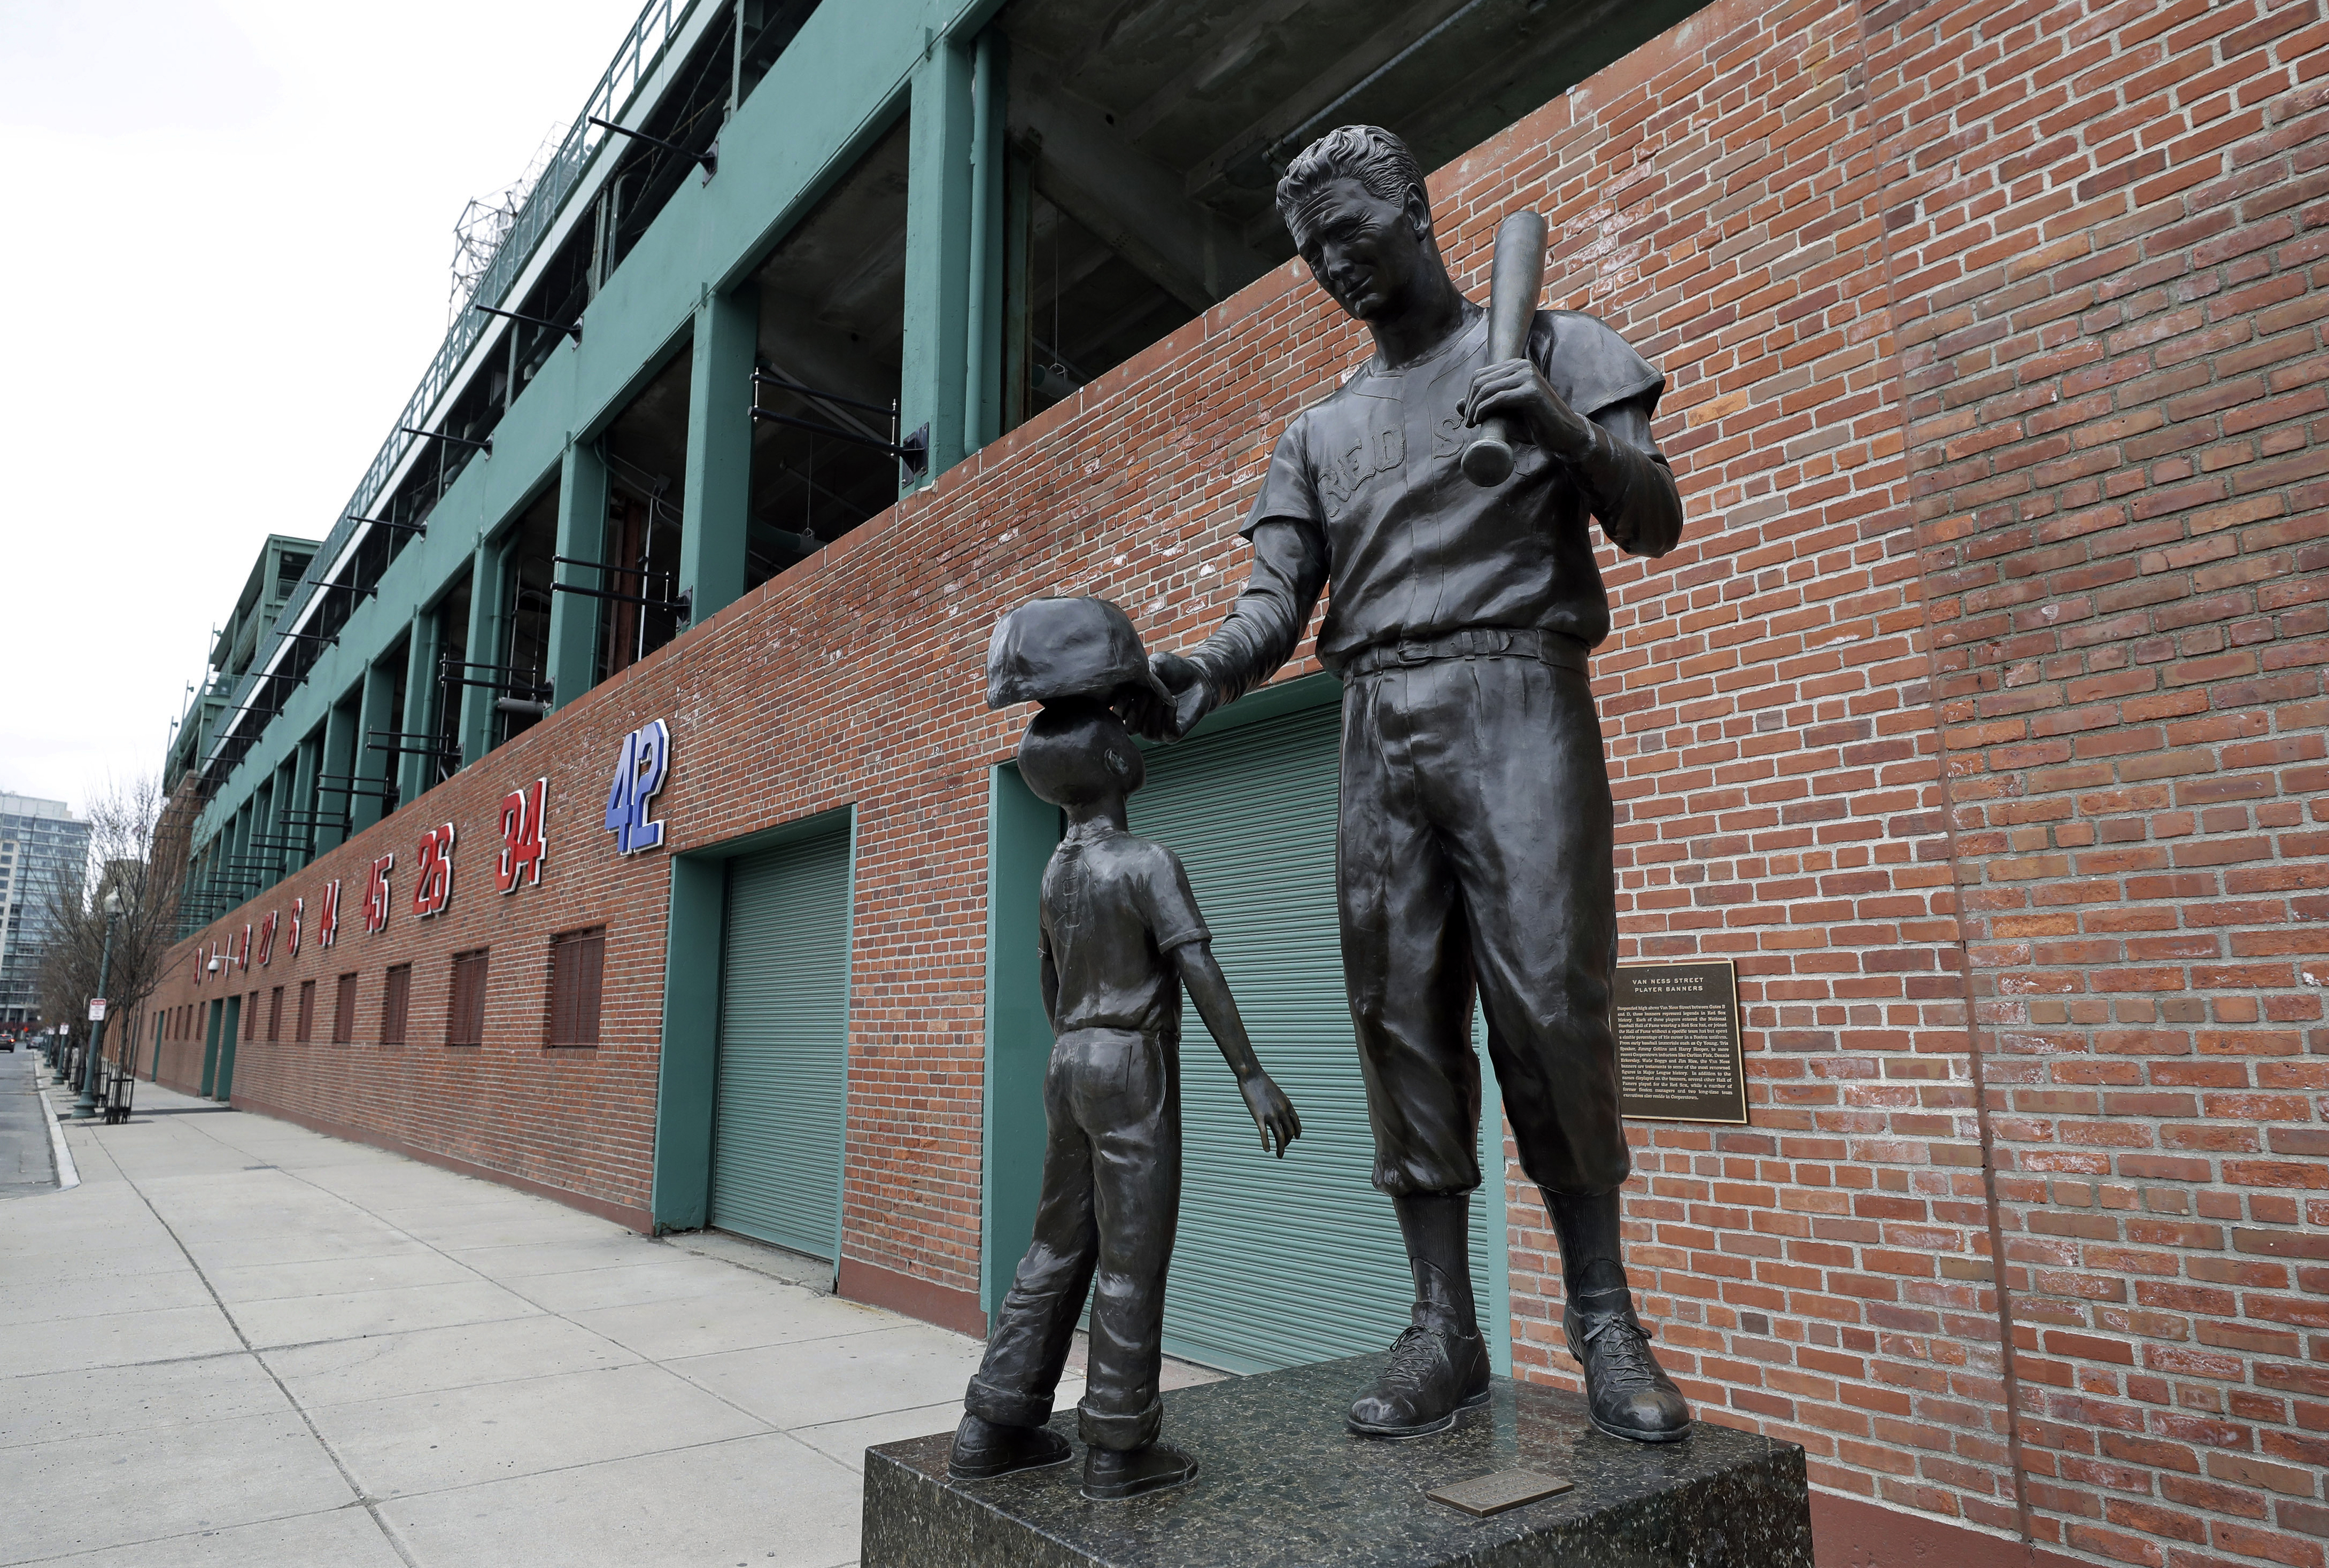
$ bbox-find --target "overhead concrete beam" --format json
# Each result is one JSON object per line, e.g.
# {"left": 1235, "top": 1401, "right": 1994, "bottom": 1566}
{"left": 756, "top": 293, "right": 900, "bottom": 444}
{"left": 1009, "top": 58, "right": 1272, "bottom": 312}
{"left": 1182, "top": 0, "right": 1482, "bottom": 208}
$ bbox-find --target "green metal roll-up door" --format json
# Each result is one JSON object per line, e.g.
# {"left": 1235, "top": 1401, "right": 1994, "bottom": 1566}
{"left": 711, "top": 824, "right": 853, "bottom": 1260}
{"left": 1129, "top": 697, "right": 1505, "bottom": 1375}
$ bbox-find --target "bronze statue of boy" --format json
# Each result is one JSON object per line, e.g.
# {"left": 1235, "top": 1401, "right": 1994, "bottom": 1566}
{"left": 1124, "top": 126, "right": 1693, "bottom": 1446}
{"left": 952, "top": 597, "right": 1302, "bottom": 1502}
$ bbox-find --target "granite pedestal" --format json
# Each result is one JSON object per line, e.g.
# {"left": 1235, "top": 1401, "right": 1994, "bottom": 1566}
{"left": 863, "top": 1354, "right": 1811, "bottom": 1567}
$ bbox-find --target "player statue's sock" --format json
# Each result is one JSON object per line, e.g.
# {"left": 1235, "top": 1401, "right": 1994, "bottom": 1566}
{"left": 1347, "top": 1191, "right": 1490, "bottom": 1439}
{"left": 1543, "top": 1187, "right": 1690, "bottom": 1443}
{"left": 1544, "top": 1186, "right": 1629, "bottom": 1299}
{"left": 1392, "top": 1190, "right": 1479, "bottom": 1337}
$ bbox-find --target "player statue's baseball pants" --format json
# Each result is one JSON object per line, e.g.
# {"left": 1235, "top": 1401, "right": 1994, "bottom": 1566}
{"left": 1337, "top": 645, "right": 1631, "bottom": 1198}
{"left": 963, "top": 1024, "right": 1180, "bottom": 1452}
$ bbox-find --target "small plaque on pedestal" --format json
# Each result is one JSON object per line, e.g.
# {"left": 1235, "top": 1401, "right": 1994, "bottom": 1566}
{"left": 864, "top": 1353, "right": 1810, "bottom": 1567}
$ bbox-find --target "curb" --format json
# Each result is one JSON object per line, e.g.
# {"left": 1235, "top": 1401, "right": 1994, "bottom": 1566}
{"left": 35, "top": 1066, "right": 80, "bottom": 1192}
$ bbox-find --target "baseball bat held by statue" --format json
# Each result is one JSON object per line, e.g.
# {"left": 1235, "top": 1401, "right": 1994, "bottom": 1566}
{"left": 1460, "top": 209, "right": 1550, "bottom": 487}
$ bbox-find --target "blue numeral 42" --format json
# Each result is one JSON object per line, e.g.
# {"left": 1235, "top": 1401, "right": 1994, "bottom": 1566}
{"left": 605, "top": 720, "right": 671, "bottom": 855}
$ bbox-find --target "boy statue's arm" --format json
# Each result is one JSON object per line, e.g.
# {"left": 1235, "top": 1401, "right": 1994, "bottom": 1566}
{"left": 1172, "top": 942, "right": 1302, "bottom": 1158}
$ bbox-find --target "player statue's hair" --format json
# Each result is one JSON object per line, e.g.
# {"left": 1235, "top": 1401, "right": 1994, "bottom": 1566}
{"left": 1275, "top": 125, "right": 1429, "bottom": 231}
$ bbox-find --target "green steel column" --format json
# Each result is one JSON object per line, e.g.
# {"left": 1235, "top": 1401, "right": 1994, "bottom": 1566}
{"left": 227, "top": 802, "right": 252, "bottom": 906}
{"left": 214, "top": 995, "right": 239, "bottom": 1103}
{"left": 288, "top": 732, "right": 318, "bottom": 870}
{"left": 399, "top": 611, "right": 437, "bottom": 805}
{"left": 963, "top": 33, "right": 1008, "bottom": 454}
{"left": 198, "top": 999, "right": 221, "bottom": 1098}
{"left": 254, "top": 777, "right": 279, "bottom": 892}
{"left": 900, "top": 38, "right": 977, "bottom": 487}
{"left": 982, "top": 763, "right": 1058, "bottom": 1313}
{"left": 458, "top": 541, "right": 501, "bottom": 766}
{"left": 548, "top": 440, "right": 608, "bottom": 711}
{"left": 259, "top": 770, "right": 281, "bottom": 888}
{"left": 1001, "top": 149, "right": 1033, "bottom": 434}
{"left": 680, "top": 284, "right": 759, "bottom": 625}
{"left": 276, "top": 762, "right": 296, "bottom": 878}
{"left": 352, "top": 659, "right": 398, "bottom": 834}
{"left": 326, "top": 697, "right": 359, "bottom": 848}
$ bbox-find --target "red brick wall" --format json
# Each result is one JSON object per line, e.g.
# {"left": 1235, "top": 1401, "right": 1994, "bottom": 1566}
{"left": 157, "top": 690, "right": 684, "bottom": 1227}
{"left": 1481, "top": 0, "right": 2024, "bottom": 1545}
{"left": 149, "top": 2, "right": 2326, "bottom": 1564}
{"left": 1876, "top": 0, "right": 2329, "bottom": 1563}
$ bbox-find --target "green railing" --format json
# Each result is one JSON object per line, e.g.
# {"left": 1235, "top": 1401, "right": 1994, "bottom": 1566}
{"left": 202, "top": 0, "right": 702, "bottom": 781}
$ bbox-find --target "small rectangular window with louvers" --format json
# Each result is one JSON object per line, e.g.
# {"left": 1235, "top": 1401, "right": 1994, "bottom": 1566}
{"left": 546, "top": 927, "right": 605, "bottom": 1047}
{"left": 333, "top": 974, "right": 358, "bottom": 1045}
{"left": 267, "top": 987, "right": 283, "bottom": 1042}
{"left": 447, "top": 949, "right": 489, "bottom": 1047}
{"left": 296, "top": 981, "right": 315, "bottom": 1043}
{"left": 381, "top": 965, "right": 411, "bottom": 1048}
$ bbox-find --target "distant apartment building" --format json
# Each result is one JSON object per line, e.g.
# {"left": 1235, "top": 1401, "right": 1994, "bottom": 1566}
{"left": 0, "top": 794, "right": 92, "bottom": 1023}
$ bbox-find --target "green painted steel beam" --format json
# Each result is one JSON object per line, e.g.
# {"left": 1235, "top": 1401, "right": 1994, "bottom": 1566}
{"left": 651, "top": 853, "right": 725, "bottom": 1232}
{"left": 679, "top": 283, "right": 759, "bottom": 624}
{"left": 901, "top": 37, "right": 976, "bottom": 487}
{"left": 981, "top": 762, "right": 1057, "bottom": 1314}
{"left": 399, "top": 610, "right": 436, "bottom": 807}
{"left": 963, "top": 31, "right": 1007, "bottom": 455}
{"left": 458, "top": 541, "right": 501, "bottom": 767}
{"left": 548, "top": 439, "right": 608, "bottom": 713}
{"left": 353, "top": 657, "right": 398, "bottom": 835}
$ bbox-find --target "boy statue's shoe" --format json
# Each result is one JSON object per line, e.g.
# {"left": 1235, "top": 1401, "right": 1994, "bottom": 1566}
{"left": 1347, "top": 1322, "right": 1491, "bottom": 1438}
{"left": 948, "top": 1414, "right": 1074, "bottom": 1480}
{"left": 1562, "top": 1288, "right": 1691, "bottom": 1443}
{"left": 1082, "top": 1440, "right": 1198, "bottom": 1501}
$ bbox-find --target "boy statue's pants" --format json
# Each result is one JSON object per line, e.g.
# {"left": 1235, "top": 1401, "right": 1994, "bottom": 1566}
{"left": 964, "top": 1024, "right": 1181, "bottom": 1452}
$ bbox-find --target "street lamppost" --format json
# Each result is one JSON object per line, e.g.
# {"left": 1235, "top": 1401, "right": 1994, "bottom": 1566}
{"left": 72, "top": 890, "right": 125, "bottom": 1121}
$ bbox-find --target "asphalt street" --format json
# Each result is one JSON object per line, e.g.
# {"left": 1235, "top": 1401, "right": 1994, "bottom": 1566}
{"left": 0, "top": 1048, "right": 56, "bottom": 1199}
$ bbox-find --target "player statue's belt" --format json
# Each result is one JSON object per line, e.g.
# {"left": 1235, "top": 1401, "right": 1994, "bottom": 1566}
{"left": 1341, "top": 627, "right": 1589, "bottom": 678}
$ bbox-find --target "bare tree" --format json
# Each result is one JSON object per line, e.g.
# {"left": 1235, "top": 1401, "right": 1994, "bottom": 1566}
{"left": 33, "top": 775, "right": 194, "bottom": 1069}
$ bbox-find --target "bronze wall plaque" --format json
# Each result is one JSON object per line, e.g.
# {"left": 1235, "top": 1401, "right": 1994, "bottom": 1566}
{"left": 1614, "top": 959, "right": 1747, "bottom": 1124}
{"left": 1427, "top": 1469, "right": 1576, "bottom": 1517}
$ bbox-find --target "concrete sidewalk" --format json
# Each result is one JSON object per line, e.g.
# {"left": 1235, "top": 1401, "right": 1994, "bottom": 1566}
{"left": 0, "top": 1069, "right": 1030, "bottom": 1568}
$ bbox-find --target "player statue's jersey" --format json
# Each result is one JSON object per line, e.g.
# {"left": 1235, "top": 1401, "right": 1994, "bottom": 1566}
{"left": 1242, "top": 305, "right": 1671, "bottom": 661}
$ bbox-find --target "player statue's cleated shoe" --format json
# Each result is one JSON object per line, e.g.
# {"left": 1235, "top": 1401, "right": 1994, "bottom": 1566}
{"left": 948, "top": 1414, "right": 1074, "bottom": 1479}
{"left": 1082, "top": 1440, "right": 1198, "bottom": 1501}
{"left": 1347, "top": 1322, "right": 1491, "bottom": 1439}
{"left": 1562, "top": 1288, "right": 1690, "bottom": 1443}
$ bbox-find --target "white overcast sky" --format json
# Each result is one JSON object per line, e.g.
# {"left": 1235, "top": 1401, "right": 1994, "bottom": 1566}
{"left": 0, "top": 0, "right": 647, "bottom": 814}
